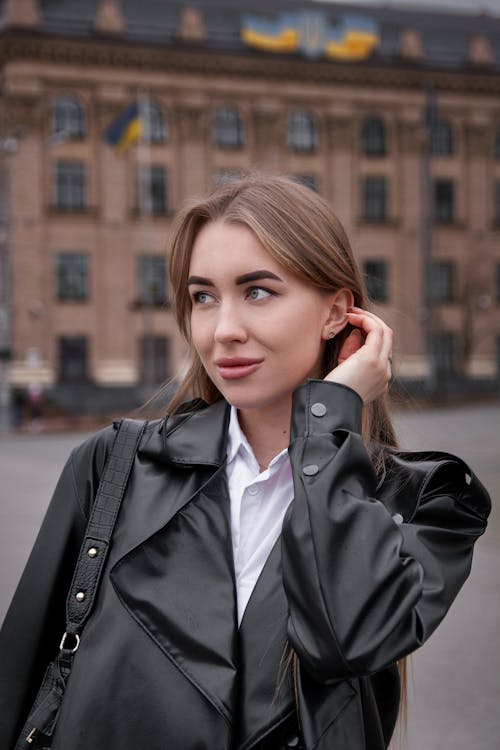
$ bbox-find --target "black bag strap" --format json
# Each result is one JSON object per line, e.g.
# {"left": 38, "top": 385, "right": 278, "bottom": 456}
{"left": 65, "top": 418, "right": 147, "bottom": 634}
{"left": 15, "top": 419, "right": 147, "bottom": 749}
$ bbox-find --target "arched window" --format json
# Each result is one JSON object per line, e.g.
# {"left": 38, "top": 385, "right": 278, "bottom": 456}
{"left": 494, "top": 127, "right": 500, "bottom": 159}
{"left": 430, "top": 119, "right": 454, "bottom": 156}
{"left": 213, "top": 106, "right": 244, "bottom": 149}
{"left": 361, "top": 117, "right": 386, "bottom": 156}
{"left": 51, "top": 95, "right": 85, "bottom": 139}
{"left": 287, "top": 110, "right": 318, "bottom": 153}
{"left": 142, "top": 99, "right": 168, "bottom": 144}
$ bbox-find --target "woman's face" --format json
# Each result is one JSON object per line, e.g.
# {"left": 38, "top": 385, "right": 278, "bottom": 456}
{"left": 188, "top": 220, "right": 338, "bottom": 414}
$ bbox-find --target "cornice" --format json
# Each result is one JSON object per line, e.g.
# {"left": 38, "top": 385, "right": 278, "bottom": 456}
{"left": 1, "top": 31, "right": 500, "bottom": 96}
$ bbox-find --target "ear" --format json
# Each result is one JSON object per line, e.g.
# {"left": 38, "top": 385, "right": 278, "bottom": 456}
{"left": 321, "top": 288, "right": 355, "bottom": 341}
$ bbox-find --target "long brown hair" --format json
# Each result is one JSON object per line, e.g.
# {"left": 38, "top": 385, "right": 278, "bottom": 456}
{"left": 166, "top": 172, "right": 407, "bottom": 727}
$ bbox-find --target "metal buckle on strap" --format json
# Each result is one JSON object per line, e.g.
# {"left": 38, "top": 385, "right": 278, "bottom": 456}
{"left": 26, "top": 727, "right": 37, "bottom": 744}
{"left": 59, "top": 631, "right": 80, "bottom": 653}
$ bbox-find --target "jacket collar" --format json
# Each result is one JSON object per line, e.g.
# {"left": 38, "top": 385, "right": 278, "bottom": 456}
{"left": 140, "top": 399, "right": 231, "bottom": 467}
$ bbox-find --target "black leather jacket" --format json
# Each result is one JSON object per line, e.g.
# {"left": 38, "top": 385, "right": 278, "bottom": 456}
{"left": 0, "top": 381, "right": 490, "bottom": 750}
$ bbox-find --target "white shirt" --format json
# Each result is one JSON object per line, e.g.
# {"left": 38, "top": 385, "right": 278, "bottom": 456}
{"left": 225, "top": 406, "right": 294, "bottom": 625}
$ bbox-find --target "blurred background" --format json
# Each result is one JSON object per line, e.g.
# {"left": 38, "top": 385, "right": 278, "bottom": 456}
{"left": 0, "top": 1, "right": 499, "bottom": 748}
{"left": 1, "top": 0, "right": 500, "bottom": 427}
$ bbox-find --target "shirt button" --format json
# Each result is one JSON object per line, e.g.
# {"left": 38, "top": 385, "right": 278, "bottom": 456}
{"left": 392, "top": 513, "right": 404, "bottom": 525}
{"left": 247, "top": 485, "right": 260, "bottom": 495}
{"left": 311, "top": 402, "right": 327, "bottom": 417}
{"left": 303, "top": 464, "right": 319, "bottom": 476}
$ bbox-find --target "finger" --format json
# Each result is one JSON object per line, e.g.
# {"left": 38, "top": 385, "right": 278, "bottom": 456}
{"left": 337, "top": 329, "right": 363, "bottom": 363}
{"left": 345, "top": 311, "right": 386, "bottom": 353}
{"left": 347, "top": 309, "right": 392, "bottom": 356}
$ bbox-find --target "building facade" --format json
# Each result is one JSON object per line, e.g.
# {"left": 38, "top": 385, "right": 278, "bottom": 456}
{"left": 1, "top": 0, "right": 500, "bottom": 416}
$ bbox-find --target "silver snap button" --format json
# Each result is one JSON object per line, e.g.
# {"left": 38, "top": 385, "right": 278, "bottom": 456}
{"left": 75, "top": 591, "right": 86, "bottom": 602}
{"left": 87, "top": 547, "right": 98, "bottom": 558}
{"left": 311, "top": 402, "right": 327, "bottom": 417}
{"left": 392, "top": 513, "right": 404, "bottom": 525}
{"left": 303, "top": 464, "right": 319, "bottom": 476}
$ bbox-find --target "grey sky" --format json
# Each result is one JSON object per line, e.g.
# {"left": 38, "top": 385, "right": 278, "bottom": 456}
{"left": 314, "top": 0, "right": 500, "bottom": 17}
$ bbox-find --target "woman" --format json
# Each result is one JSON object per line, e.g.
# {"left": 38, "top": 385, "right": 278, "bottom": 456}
{"left": 0, "top": 174, "right": 490, "bottom": 750}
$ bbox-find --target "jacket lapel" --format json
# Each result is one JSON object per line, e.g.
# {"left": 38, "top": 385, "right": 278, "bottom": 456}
{"left": 111, "top": 466, "right": 238, "bottom": 726}
{"left": 236, "top": 537, "right": 296, "bottom": 750}
{"left": 111, "top": 400, "right": 239, "bottom": 726}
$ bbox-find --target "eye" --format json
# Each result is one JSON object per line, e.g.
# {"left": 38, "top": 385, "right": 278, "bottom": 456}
{"left": 192, "top": 291, "right": 214, "bottom": 305}
{"left": 247, "top": 286, "right": 273, "bottom": 301}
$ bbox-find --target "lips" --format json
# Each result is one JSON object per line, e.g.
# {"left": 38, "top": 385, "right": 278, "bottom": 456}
{"left": 214, "top": 357, "right": 264, "bottom": 380}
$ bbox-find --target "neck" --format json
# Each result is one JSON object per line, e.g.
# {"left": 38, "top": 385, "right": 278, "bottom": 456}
{"left": 237, "top": 398, "right": 292, "bottom": 471}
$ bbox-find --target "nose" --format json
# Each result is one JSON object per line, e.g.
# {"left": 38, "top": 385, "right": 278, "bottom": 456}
{"left": 213, "top": 302, "right": 248, "bottom": 344}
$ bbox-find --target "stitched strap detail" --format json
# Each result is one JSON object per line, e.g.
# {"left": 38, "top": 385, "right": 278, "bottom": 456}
{"left": 66, "top": 419, "right": 146, "bottom": 630}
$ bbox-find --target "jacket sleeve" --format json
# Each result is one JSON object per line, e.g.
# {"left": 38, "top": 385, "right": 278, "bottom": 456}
{"left": 281, "top": 380, "right": 491, "bottom": 683}
{"left": 0, "top": 425, "right": 115, "bottom": 749}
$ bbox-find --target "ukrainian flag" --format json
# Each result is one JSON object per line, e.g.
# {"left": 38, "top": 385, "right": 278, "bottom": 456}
{"left": 105, "top": 102, "right": 143, "bottom": 153}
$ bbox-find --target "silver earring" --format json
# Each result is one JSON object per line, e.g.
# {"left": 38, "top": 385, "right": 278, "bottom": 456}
{"left": 328, "top": 331, "right": 335, "bottom": 339}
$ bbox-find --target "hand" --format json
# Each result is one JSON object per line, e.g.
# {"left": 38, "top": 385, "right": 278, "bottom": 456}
{"left": 324, "top": 307, "right": 393, "bottom": 404}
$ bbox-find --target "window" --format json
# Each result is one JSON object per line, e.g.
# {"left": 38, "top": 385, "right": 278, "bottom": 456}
{"left": 430, "top": 120, "right": 454, "bottom": 156}
{"left": 53, "top": 161, "right": 86, "bottom": 211}
{"left": 433, "top": 331, "right": 456, "bottom": 376}
{"left": 362, "top": 177, "right": 387, "bottom": 222}
{"left": 494, "top": 127, "right": 500, "bottom": 159}
{"left": 430, "top": 261, "right": 455, "bottom": 303}
{"left": 287, "top": 111, "right": 318, "bottom": 153}
{"left": 495, "top": 181, "right": 500, "bottom": 225}
{"left": 294, "top": 175, "right": 319, "bottom": 192}
{"left": 55, "top": 253, "right": 88, "bottom": 301}
{"left": 142, "top": 99, "right": 167, "bottom": 144}
{"left": 51, "top": 95, "right": 85, "bottom": 140}
{"left": 213, "top": 106, "right": 244, "bottom": 149}
{"left": 136, "top": 166, "right": 167, "bottom": 215}
{"left": 139, "top": 336, "right": 170, "bottom": 385}
{"left": 363, "top": 260, "right": 388, "bottom": 303}
{"left": 58, "top": 336, "right": 89, "bottom": 383}
{"left": 434, "top": 180, "right": 454, "bottom": 223}
{"left": 361, "top": 117, "right": 386, "bottom": 156}
{"left": 137, "top": 255, "right": 167, "bottom": 305}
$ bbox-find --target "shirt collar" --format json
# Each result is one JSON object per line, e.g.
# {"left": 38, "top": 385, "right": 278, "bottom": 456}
{"left": 226, "top": 406, "right": 289, "bottom": 472}
{"left": 227, "top": 405, "right": 255, "bottom": 466}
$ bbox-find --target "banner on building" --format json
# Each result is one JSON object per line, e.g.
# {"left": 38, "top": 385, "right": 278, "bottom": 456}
{"left": 241, "top": 11, "right": 379, "bottom": 61}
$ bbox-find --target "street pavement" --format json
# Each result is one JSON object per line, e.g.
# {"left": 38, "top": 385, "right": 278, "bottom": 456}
{"left": 0, "top": 401, "right": 499, "bottom": 749}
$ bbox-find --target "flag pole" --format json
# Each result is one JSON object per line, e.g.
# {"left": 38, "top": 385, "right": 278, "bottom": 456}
{"left": 137, "top": 90, "right": 154, "bottom": 395}
{"left": 422, "top": 84, "right": 438, "bottom": 396}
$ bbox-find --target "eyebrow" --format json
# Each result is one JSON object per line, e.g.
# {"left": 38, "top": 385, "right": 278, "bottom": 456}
{"left": 187, "top": 270, "right": 283, "bottom": 286}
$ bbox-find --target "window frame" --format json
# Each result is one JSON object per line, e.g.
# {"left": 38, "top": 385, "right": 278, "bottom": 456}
{"left": 213, "top": 106, "right": 244, "bottom": 149}
{"left": 53, "top": 160, "right": 86, "bottom": 211}
{"left": 362, "top": 176, "right": 387, "bottom": 222}
{"left": 430, "top": 120, "right": 454, "bottom": 156}
{"left": 363, "top": 259, "right": 389, "bottom": 303}
{"left": 137, "top": 255, "right": 168, "bottom": 306}
{"left": 55, "top": 252, "right": 89, "bottom": 302}
{"left": 430, "top": 260, "right": 455, "bottom": 303}
{"left": 361, "top": 117, "right": 386, "bottom": 157}
{"left": 136, "top": 165, "right": 168, "bottom": 215}
{"left": 58, "top": 336, "right": 89, "bottom": 384}
{"left": 141, "top": 99, "right": 168, "bottom": 145}
{"left": 287, "top": 110, "right": 318, "bottom": 154}
{"left": 50, "top": 94, "right": 85, "bottom": 140}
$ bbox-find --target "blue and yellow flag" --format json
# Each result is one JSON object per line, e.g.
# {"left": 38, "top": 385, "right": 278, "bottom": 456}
{"left": 105, "top": 102, "right": 143, "bottom": 153}
{"left": 241, "top": 11, "right": 379, "bottom": 61}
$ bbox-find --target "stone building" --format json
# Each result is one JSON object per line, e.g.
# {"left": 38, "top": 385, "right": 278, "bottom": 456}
{"left": 1, "top": 0, "right": 500, "bottom": 416}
